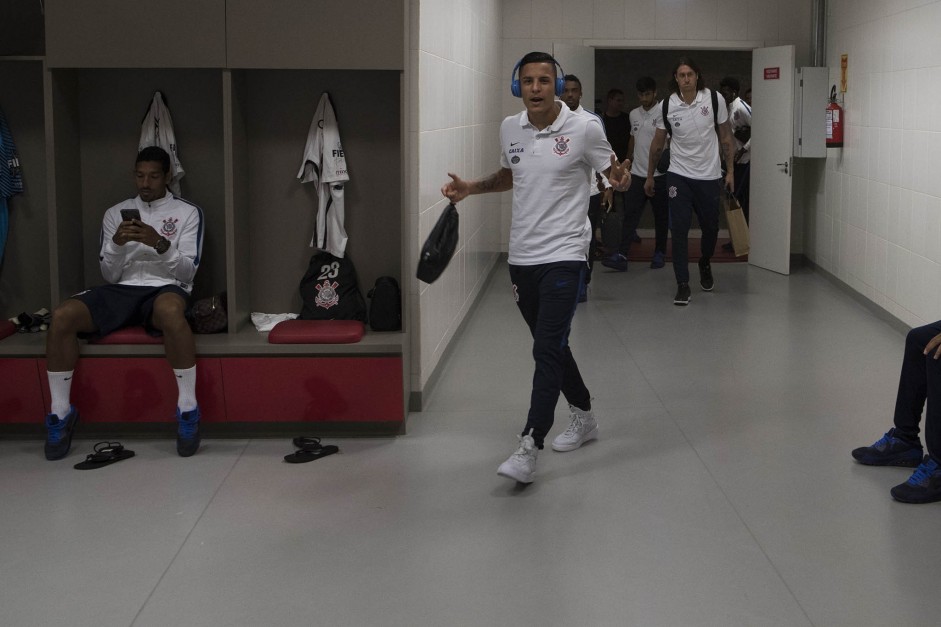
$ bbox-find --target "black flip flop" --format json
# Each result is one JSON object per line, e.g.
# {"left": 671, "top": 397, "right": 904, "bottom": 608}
{"left": 284, "top": 436, "right": 339, "bottom": 464}
{"left": 74, "top": 441, "right": 136, "bottom": 470}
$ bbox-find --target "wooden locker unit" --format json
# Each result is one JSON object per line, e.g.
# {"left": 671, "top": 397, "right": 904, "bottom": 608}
{"left": 0, "top": 2, "right": 410, "bottom": 432}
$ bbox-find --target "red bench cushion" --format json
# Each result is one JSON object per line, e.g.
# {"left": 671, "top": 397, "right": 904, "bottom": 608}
{"left": 89, "top": 326, "right": 164, "bottom": 345}
{"left": 0, "top": 320, "right": 16, "bottom": 341}
{"left": 268, "top": 319, "right": 364, "bottom": 344}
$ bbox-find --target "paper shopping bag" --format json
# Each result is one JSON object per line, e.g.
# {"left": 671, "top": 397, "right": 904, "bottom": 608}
{"left": 723, "top": 193, "right": 750, "bottom": 257}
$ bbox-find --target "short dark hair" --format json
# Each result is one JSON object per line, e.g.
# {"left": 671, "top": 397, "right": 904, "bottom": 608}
{"left": 518, "top": 51, "right": 560, "bottom": 76}
{"left": 606, "top": 88, "right": 624, "bottom": 100}
{"left": 136, "top": 146, "right": 171, "bottom": 174}
{"left": 635, "top": 76, "right": 656, "bottom": 93}
{"left": 719, "top": 76, "right": 740, "bottom": 93}
{"left": 563, "top": 74, "right": 581, "bottom": 88}
{"left": 669, "top": 57, "right": 706, "bottom": 94}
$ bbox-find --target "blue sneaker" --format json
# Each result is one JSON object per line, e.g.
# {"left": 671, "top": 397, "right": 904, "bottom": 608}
{"left": 891, "top": 456, "right": 941, "bottom": 503}
{"left": 851, "top": 428, "right": 923, "bottom": 467}
{"left": 45, "top": 405, "right": 80, "bottom": 460}
{"left": 176, "top": 407, "right": 201, "bottom": 457}
{"left": 601, "top": 253, "right": 628, "bottom": 272}
{"left": 650, "top": 250, "right": 665, "bottom": 269}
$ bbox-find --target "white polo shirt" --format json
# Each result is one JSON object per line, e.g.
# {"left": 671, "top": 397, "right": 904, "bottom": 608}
{"left": 728, "top": 96, "right": 752, "bottom": 165}
{"left": 500, "top": 103, "right": 614, "bottom": 265}
{"left": 653, "top": 88, "right": 728, "bottom": 180}
{"left": 629, "top": 101, "right": 665, "bottom": 178}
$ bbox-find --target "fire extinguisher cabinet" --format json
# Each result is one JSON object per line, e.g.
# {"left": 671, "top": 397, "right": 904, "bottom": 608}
{"left": 793, "top": 66, "right": 829, "bottom": 158}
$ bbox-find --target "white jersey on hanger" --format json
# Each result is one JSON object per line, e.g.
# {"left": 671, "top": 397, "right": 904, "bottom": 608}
{"left": 138, "top": 91, "right": 185, "bottom": 196}
{"left": 297, "top": 92, "right": 350, "bottom": 258}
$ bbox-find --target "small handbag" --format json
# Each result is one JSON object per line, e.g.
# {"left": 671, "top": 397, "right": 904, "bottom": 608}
{"left": 188, "top": 292, "right": 228, "bottom": 334}
{"left": 416, "top": 203, "right": 459, "bottom": 284}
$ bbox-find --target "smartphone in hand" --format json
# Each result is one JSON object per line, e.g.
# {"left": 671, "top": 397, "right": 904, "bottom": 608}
{"left": 120, "top": 208, "right": 141, "bottom": 222}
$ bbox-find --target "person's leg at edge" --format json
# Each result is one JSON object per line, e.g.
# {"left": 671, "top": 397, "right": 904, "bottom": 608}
{"left": 923, "top": 329, "right": 941, "bottom": 463}
{"left": 893, "top": 322, "right": 941, "bottom": 441}
{"left": 890, "top": 322, "right": 941, "bottom": 502}
{"left": 667, "top": 173, "right": 693, "bottom": 285}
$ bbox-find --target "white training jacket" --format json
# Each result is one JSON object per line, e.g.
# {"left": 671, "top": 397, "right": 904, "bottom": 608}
{"left": 297, "top": 92, "right": 350, "bottom": 258}
{"left": 99, "top": 192, "right": 204, "bottom": 294}
{"left": 139, "top": 91, "right": 185, "bottom": 196}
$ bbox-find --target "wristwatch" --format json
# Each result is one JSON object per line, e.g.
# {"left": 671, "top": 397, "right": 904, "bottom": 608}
{"left": 154, "top": 236, "right": 171, "bottom": 255}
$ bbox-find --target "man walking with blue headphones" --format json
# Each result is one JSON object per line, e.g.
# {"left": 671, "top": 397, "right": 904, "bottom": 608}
{"left": 442, "top": 51, "right": 631, "bottom": 484}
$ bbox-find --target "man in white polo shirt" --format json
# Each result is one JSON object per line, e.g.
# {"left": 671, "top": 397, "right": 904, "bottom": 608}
{"left": 603, "top": 76, "right": 670, "bottom": 271}
{"left": 719, "top": 77, "right": 752, "bottom": 221}
{"left": 441, "top": 51, "right": 631, "bottom": 484}
{"left": 560, "top": 73, "right": 612, "bottom": 301}
{"left": 646, "top": 57, "right": 735, "bottom": 306}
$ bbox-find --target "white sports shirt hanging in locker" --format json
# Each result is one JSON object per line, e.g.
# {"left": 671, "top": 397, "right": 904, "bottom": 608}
{"left": 138, "top": 91, "right": 185, "bottom": 196}
{"left": 297, "top": 92, "right": 350, "bottom": 258}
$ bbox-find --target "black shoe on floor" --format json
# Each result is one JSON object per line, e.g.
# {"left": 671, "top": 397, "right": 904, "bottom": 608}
{"left": 891, "top": 456, "right": 941, "bottom": 503}
{"left": 673, "top": 283, "right": 691, "bottom": 306}
{"left": 851, "top": 428, "right": 923, "bottom": 466}
{"left": 699, "top": 258, "right": 714, "bottom": 291}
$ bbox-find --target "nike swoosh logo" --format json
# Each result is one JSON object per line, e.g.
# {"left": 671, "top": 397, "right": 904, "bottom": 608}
{"left": 555, "top": 281, "right": 570, "bottom": 288}
{"left": 64, "top": 377, "right": 72, "bottom": 381}
{"left": 510, "top": 142, "right": 520, "bottom": 146}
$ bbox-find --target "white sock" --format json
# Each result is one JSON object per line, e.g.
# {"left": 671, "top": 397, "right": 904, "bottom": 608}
{"left": 174, "top": 366, "right": 198, "bottom": 412}
{"left": 47, "top": 370, "right": 74, "bottom": 419}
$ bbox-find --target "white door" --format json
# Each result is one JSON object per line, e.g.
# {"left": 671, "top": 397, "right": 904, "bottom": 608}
{"left": 553, "top": 43, "right": 594, "bottom": 113}
{"left": 750, "top": 45, "right": 795, "bottom": 275}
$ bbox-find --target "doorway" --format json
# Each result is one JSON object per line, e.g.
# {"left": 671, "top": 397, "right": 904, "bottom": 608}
{"left": 594, "top": 49, "right": 752, "bottom": 242}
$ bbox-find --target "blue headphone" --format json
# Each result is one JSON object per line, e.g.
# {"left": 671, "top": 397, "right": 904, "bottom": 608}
{"left": 510, "top": 57, "right": 566, "bottom": 98}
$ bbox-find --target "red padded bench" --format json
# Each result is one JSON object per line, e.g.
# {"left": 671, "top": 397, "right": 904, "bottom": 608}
{"left": 0, "top": 320, "right": 16, "bottom": 342}
{"left": 88, "top": 326, "right": 164, "bottom": 345}
{"left": 268, "top": 319, "right": 364, "bottom": 344}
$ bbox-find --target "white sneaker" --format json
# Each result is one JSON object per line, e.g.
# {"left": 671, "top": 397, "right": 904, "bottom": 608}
{"left": 497, "top": 433, "right": 538, "bottom": 483}
{"left": 551, "top": 404, "right": 598, "bottom": 452}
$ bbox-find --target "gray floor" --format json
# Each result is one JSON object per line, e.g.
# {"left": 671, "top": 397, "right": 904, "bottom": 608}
{"left": 2, "top": 261, "right": 938, "bottom": 626}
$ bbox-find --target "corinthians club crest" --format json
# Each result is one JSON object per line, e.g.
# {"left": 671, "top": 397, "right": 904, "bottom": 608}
{"left": 315, "top": 280, "right": 340, "bottom": 309}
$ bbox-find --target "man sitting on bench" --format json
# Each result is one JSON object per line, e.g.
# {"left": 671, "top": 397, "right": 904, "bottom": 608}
{"left": 44, "top": 146, "right": 205, "bottom": 460}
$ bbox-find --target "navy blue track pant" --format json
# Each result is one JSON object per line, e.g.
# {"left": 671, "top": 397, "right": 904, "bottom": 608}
{"left": 667, "top": 172, "right": 722, "bottom": 284}
{"left": 894, "top": 321, "right": 941, "bottom": 458}
{"left": 618, "top": 174, "right": 669, "bottom": 256}
{"left": 509, "top": 261, "right": 591, "bottom": 449}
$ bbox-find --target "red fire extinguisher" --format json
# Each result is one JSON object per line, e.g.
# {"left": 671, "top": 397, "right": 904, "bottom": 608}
{"left": 826, "top": 85, "right": 844, "bottom": 148}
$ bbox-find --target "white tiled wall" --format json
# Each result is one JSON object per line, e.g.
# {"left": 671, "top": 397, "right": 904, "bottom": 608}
{"left": 805, "top": 0, "right": 941, "bottom": 327}
{"left": 410, "top": 0, "right": 504, "bottom": 397}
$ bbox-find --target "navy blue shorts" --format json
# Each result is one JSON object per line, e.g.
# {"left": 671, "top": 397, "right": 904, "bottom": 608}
{"left": 71, "top": 284, "right": 190, "bottom": 337}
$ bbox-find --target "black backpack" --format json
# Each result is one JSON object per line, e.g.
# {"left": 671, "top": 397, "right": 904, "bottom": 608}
{"left": 367, "top": 276, "right": 402, "bottom": 331}
{"left": 298, "top": 252, "right": 367, "bottom": 322}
